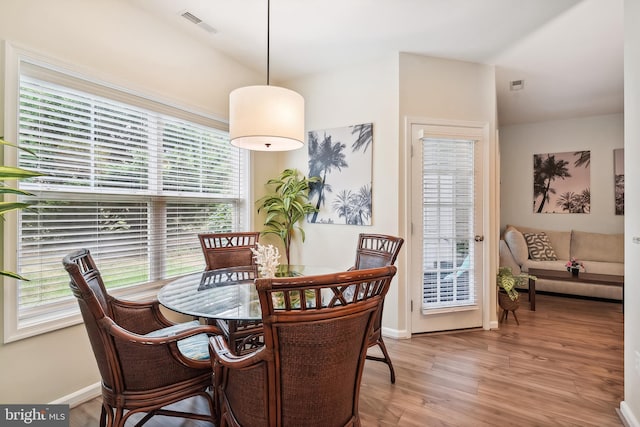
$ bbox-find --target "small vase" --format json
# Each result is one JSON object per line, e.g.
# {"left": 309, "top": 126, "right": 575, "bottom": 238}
{"left": 571, "top": 268, "right": 579, "bottom": 277}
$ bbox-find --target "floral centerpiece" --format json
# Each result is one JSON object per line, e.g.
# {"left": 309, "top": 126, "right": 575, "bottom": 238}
{"left": 251, "top": 243, "right": 280, "bottom": 278}
{"left": 565, "top": 257, "right": 584, "bottom": 272}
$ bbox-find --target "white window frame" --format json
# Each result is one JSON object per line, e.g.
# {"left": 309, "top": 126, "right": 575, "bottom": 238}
{"left": 2, "top": 43, "right": 251, "bottom": 342}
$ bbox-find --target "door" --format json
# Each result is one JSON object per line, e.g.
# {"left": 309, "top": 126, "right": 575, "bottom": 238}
{"left": 410, "top": 123, "right": 485, "bottom": 333}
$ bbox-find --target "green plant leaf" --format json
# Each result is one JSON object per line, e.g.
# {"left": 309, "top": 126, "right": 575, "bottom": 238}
{"left": 0, "top": 187, "right": 36, "bottom": 196}
{"left": 0, "top": 138, "right": 39, "bottom": 158}
{"left": 0, "top": 166, "right": 42, "bottom": 180}
{"left": 0, "top": 201, "right": 33, "bottom": 215}
{"left": 1, "top": 137, "right": 41, "bottom": 281}
{"left": 0, "top": 270, "right": 30, "bottom": 281}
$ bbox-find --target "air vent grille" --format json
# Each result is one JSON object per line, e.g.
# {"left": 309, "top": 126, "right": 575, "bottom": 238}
{"left": 510, "top": 80, "right": 525, "bottom": 91}
{"left": 181, "top": 11, "right": 202, "bottom": 24}
{"left": 180, "top": 11, "right": 218, "bottom": 34}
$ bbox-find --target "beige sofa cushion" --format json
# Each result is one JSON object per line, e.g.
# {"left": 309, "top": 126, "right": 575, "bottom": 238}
{"left": 571, "top": 230, "right": 624, "bottom": 263}
{"left": 582, "top": 261, "right": 624, "bottom": 276}
{"left": 507, "top": 225, "right": 571, "bottom": 261}
{"left": 503, "top": 226, "right": 528, "bottom": 265}
{"left": 521, "top": 259, "right": 566, "bottom": 273}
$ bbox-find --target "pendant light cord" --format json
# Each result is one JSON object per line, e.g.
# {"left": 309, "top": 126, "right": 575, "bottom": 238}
{"left": 267, "top": 0, "right": 270, "bottom": 85}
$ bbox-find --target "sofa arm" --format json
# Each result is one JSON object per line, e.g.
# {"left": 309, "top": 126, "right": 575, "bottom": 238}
{"left": 499, "top": 239, "right": 522, "bottom": 275}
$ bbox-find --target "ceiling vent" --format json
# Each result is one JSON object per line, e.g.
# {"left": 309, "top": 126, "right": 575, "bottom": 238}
{"left": 510, "top": 80, "right": 525, "bottom": 91}
{"left": 180, "top": 11, "right": 217, "bottom": 34}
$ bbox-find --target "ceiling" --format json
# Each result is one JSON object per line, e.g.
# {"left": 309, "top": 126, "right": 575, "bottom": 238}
{"left": 128, "top": 0, "right": 624, "bottom": 126}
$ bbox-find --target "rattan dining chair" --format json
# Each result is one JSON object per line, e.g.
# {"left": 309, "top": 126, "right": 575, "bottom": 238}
{"left": 198, "top": 231, "right": 262, "bottom": 355}
{"left": 198, "top": 232, "right": 260, "bottom": 271}
{"left": 63, "top": 249, "right": 217, "bottom": 427}
{"left": 209, "top": 265, "right": 397, "bottom": 427}
{"left": 351, "top": 233, "right": 404, "bottom": 383}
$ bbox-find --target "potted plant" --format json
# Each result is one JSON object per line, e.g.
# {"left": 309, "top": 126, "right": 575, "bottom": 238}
{"left": 256, "top": 168, "right": 319, "bottom": 266}
{"left": 497, "top": 267, "right": 537, "bottom": 311}
{"left": 565, "top": 257, "right": 584, "bottom": 276}
{"left": 497, "top": 267, "right": 521, "bottom": 302}
{"left": 1, "top": 137, "right": 42, "bottom": 280}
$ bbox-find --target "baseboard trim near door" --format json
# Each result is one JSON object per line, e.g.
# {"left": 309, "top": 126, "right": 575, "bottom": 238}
{"left": 50, "top": 382, "right": 101, "bottom": 408}
{"left": 620, "top": 401, "right": 640, "bottom": 427}
{"left": 381, "top": 326, "right": 411, "bottom": 339}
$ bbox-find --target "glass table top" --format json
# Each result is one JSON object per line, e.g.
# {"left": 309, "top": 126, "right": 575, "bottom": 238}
{"left": 157, "top": 265, "right": 337, "bottom": 321}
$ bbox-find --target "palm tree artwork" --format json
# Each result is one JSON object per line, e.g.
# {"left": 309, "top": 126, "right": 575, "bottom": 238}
{"left": 533, "top": 151, "right": 590, "bottom": 214}
{"left": 614, "top": 148, "right": 624, "bottom": 215}
{"left": 307, "top": 123, "right": 373, "bottom": 225}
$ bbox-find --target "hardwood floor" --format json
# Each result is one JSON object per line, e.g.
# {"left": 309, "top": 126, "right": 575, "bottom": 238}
{"left": 70, "top": 293, "right": 624, "bottom": 426}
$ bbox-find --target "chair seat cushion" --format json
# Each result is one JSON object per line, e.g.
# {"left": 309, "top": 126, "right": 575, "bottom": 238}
{"left": 145, "top": 320, "right": 210, "bottom": 361}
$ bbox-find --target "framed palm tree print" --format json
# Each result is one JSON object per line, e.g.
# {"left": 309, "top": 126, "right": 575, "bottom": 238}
{"left": 533, "top": 150, "right": 590, "bottom": 213}
{"left": 307, "top": 123, "right": 373, "bottom": 225}
{"left": 614, "top": 148, "right": 624, "bottom": 215}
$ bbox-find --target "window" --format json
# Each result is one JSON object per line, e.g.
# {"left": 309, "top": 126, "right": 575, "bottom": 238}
{"left": 4, "top": 57, "right": 248, "bottom": 340}
{"left": 421, "top": 138, "right": 476, "bottom": 310}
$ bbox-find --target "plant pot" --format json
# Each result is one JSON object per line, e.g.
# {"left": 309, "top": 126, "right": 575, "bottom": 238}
{"left": 498, "top": 291, "right": 520, "bottom": 311}
{"left": 570, "top": 268, "right": 579, "bottom": 277}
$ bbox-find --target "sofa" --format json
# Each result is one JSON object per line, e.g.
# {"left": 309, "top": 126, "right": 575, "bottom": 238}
{"left": 499, "top": 224, "right": 624, "bottom": 300}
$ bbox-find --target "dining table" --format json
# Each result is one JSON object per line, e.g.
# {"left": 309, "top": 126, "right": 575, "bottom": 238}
{"left": 157, "top": 264, "right": 338, "bottom": 322}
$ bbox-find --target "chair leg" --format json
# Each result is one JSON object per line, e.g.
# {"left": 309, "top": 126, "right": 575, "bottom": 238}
{"left": 378, "top": 340, "right": 396, "bottom": 384}
{"left": 366, "top": 339, "right": 396, "bottom": 384}
{"left": 99, "top": 405, "right": 107, "bottom": 427}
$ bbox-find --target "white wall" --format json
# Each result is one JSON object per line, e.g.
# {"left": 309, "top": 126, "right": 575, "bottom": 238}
{"left": 271, "top": 53, "right": 402, "bottom": 317}
{"left": 399, "top": 53, "right": 499, "bottom": 330}
{"left": 0, "top": 0, "right": 260, "bottom": 404}
{"left": 270, "top": 52, "right": 499, "bottom": 339}
{"left": 621, "top": 0, "right": 640, "bottom": 425}
{"left": 500, "top": 114, "right": 624, "bottom": 234}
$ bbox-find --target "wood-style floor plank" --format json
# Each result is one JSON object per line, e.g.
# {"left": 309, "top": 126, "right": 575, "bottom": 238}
{"left": 70, "top": 293, "right": 624, "bottom": 426}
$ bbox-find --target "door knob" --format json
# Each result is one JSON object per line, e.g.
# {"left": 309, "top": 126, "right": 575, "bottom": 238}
{"left": 474, "top": 235, "right": 484, "bottom": 242}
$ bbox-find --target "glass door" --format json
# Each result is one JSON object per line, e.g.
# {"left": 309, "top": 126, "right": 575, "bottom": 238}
{"left": 410, "top": 124, "right": 484, "bottom": 333}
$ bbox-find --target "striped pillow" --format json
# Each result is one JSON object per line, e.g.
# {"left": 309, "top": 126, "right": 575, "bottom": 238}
{"left": 523, "top": 232, "right": 557, "bottom": 261}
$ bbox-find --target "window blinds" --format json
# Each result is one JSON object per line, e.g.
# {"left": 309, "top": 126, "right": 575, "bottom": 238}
{"left": 15, "top": 64, "right": 245, "bottom": 322}
{"left": 421, "top": 138, "right": 476, "bottom": 310}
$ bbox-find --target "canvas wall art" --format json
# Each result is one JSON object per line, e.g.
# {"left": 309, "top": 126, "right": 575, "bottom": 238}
{"left": 614, "top": 148, "right": 624, "bottom": 215}
{"left": 533, "top": 150, "right": 590, "bottom": 214}
{"left": 307, "top": 123, "right": 373, "bottom": 225}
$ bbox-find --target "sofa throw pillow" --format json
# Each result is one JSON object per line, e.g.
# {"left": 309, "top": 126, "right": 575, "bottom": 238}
{"left": 504, "top": 226, "right": 529, "bottom": 265}
{"left": 523, "top": 232, "right": 557, "bottom": 261}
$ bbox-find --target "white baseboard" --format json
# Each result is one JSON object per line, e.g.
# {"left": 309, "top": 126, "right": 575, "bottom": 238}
{"left": 50, "top": 382, "right": 101, "bottom": 408}
{"left": 620, "top": 401, "right": 640, "bottom": 427}
{"left": 381, "top": 326, "right": 411, "bottom": 339}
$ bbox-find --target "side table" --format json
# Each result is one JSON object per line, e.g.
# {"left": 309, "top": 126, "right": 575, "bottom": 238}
{"left": 526, "top": 274, "right": 536, "bottom": 311}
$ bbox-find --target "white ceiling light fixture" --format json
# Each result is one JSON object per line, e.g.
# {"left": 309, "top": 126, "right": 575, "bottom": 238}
{"left": 229, "top": 0, "right": 304, "bottom": 151}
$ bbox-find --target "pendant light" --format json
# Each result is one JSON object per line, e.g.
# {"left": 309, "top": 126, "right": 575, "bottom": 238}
{"left": 229, "top": 0, "right": 304, "bottom": 151}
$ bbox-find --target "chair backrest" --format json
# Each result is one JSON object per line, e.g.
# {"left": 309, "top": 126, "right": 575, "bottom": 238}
{"left": 63, "top": 249, "right": 198, "bottom": 394}
{"left": 198, "top": 232, "right": 260, "bottom": 270}
{"left": 353, "top": 233, "right": 404, "bottom": 269}
{"left": 352, "top": 234, "right": 404, "bottom": 352}
{"left": 65, "top": 249, "right": 216, "bottom": 425}
{"left": 255, "top": 266, "right": 397, "bottom": 427}
{"left": 63, "top": 249, "right": 120, "bottom": 391}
